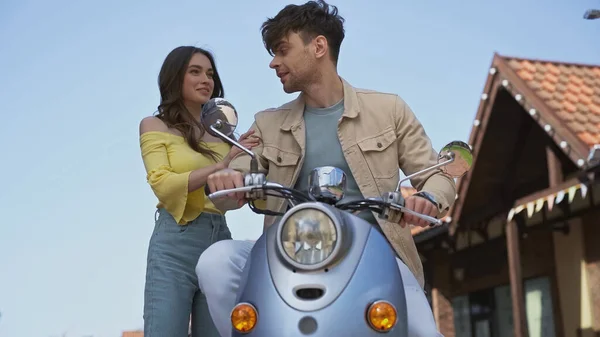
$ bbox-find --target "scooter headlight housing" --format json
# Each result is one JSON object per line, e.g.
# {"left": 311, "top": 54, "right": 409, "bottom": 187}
{"left": 277, "top": 203, "right": 341, "bottom": 270}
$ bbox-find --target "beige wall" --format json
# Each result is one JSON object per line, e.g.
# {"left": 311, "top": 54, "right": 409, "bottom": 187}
{"left": 553, "top": 217, "right": 594, "bottom": 337}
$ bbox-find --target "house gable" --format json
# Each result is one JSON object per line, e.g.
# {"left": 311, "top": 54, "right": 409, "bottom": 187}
{"left": 413, "top": 53, "right": 600, "bottom": 239}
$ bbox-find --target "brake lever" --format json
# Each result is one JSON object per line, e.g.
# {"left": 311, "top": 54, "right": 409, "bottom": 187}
{"left": 390, "top": 203, "right": 443, "bottom": 226}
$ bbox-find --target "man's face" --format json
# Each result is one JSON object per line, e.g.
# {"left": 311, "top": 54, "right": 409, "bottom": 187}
{"left": 269, "top": 32, "right": 318, "bottom": 94}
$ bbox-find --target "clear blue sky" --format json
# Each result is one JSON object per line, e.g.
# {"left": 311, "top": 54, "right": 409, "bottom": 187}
{"left": 0, "top": 0, "right": 598, "bottom": 336}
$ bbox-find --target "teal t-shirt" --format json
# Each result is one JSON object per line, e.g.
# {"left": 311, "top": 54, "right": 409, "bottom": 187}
{"left": 293, "top": 99, "right": 379, "bottom": 225}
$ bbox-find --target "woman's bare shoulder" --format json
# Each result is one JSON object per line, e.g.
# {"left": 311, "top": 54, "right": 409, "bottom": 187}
{"left": 139, "top": 116, "right": 169, "bottom": 134}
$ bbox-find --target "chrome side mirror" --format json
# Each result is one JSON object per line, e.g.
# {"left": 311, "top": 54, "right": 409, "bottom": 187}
{"left": 396, "top": 140, "right": 473, "bottom": 191}
{"left": 200, "top": 98, "right": 239, "bottom": 138}
{"left": 437, "top": 141, "right": 473, "bottom": 179}
{"left": 200, "top": 98, "right": 259, "bottom": 174}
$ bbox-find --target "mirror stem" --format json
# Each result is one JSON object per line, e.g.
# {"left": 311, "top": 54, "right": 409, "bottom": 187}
{"left": 396, "top": 154, "right": 455, "bottom": 191}
{"left": 250, "top": 157, "right": 259, "bottom": 173}
{"left": 209, "top": 125, "right": 255, "bottom": 157}
{"left": 209, "top": 123, "right": 259, "bottom": 174}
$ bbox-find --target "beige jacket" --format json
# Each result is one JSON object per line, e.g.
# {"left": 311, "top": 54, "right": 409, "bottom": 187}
{"left": 228, "top": 78, "right": 456, "bottom": 288}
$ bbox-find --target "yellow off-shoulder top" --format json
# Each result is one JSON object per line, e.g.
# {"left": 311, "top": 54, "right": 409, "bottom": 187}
{"left": 140, "top": 131, "right": 231, "bottom": 224}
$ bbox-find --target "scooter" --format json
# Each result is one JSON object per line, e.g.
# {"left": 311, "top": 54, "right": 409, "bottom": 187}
{"left": 200, "top": 98, "right": 473, "bottom": 337}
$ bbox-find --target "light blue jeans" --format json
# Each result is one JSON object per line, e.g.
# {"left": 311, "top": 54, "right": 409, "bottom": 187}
{"left": 144, "top": 208, "right": 232, "bottom": 337}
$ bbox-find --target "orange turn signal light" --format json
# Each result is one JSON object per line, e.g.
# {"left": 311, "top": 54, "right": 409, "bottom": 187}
{"left": 230, "top": 302, "right": 258, "bottom": 333}
{"left": 367, "top": 300, "right": 397, "bottom": 332}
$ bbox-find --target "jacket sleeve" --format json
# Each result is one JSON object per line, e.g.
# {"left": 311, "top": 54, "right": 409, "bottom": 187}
{"left": 140, "top": 132, "right": 203, "bottom": 223}
{"left": 393, "top": 95, "right": 456, "bottom": 217}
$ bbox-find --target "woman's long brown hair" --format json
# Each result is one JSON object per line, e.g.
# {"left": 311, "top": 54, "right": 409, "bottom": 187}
{"left": 155, "top": 46, "right": 224, "bottom": 162}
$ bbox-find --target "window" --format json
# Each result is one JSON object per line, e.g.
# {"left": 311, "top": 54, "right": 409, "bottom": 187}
{"left": 451, "top": 277, "right": 555, "bottom": 337}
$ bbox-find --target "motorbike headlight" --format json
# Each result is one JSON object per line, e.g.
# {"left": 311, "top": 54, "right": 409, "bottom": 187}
{"left": 278, "top": 205, "right": 341, "bottom": 270}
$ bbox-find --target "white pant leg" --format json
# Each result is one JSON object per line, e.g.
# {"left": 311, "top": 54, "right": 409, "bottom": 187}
{"left": 195, "top": 239, "right": 254, "bottom": 337}
{"left": 396, "top": 258, "right": 443, "bottom": 337}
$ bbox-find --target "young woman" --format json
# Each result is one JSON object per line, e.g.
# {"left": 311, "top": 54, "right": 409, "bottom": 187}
{"left": 139, "top": 46, "right": 259, "bottom": 337}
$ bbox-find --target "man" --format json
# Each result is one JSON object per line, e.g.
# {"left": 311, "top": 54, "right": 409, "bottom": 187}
{"left": 196, "top": 1, "right": 456, "bottom": 336}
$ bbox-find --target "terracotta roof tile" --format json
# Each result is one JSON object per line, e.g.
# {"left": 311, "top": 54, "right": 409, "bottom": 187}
{"left": 590, "top": 124, "right": 600, "bottom": 134}
{"left": 547, "top": 63, "right": 561, "bottom": 76}
{"left": 588, "top": 114, "right": 600, "bottom": 124}
{"left": 541, "top": 81, "right": 556, "bottom": 92}
{"left": 413, "top": 55, "right": 600, "bottom": 240}
{"left": 570, "top": 120, "right": 585, "bottom": 132}
{"left": 517, "top": 69, "right": 534, "bottom": 81}
{"left": 537, "top": 89, "right": 554, "bottom": 100}
{"left": 509, "top": 59, "right": 522, "bottom": 70}
{"left": 545, "top": 72, "right": 559, "bottom": 84}
{"left": 547, "top": 100, "right": 563, "bottom": 111}
{"left": 579, "top": 132, "right": 599, "bottom": 145}
{"left": 534, "top": 71, "right": 546, "bottom": 82}
{"left": 564, "top": 101, "right": 578, "bottom": 113}
{"left": 574, "top": 111, "right": 589, "bottom": 124}
{"left": 528, "top": 81, "right": 542, "bottom": 91}
{"left": 580, "top": 100, "right": 592, "bottom": 111}
{"left": 565, "top": 92, "right": 579, "bottom": 104}
{"left": 584, "top": 79, "right": 595, "bottom": 88}
{"left": 556, "top": 109, "right": 574, "bottom": 122}
{"left": 504, "top": 57, "right": 600, "bottom": 148}
{"left": 568, "top": 83, "right": 582, "bottom": 95}
{"left": 535, "top": 63, "right": 547, "bottom": 73}
{"left": 582, "top": 86, "right": 594, "bottom": 96}
{"left": 554, "top": 85, "right": 567, "bottom": 96}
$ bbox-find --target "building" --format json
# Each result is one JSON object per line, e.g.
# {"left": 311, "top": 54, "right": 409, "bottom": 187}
{"left": 121, "top": 331, "right": 143, "bottom": 337}
{"left": 412, "top": 53, "right": 600, "bottom": 337}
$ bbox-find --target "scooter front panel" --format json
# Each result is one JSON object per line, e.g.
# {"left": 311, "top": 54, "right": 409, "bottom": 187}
{"left": 266, "top": 209, "right": 373, "bottom": 312}
{"left": 233, "top": 225, "right": 408, "bottom": 337}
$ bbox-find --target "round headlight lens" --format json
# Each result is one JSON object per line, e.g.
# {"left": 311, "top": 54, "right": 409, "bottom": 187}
{"left": 280, "top": 208, "right": 338, "bottom": 265}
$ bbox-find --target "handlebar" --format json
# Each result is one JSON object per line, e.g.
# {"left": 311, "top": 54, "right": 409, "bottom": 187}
{"left": 208, "top": 182, "right": 284, "bottom": 199}
{"left": 206, "top": 178, "right": 443, "bottom": 226}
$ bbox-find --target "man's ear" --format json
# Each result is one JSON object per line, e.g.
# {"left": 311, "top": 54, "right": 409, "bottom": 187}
{"left": 313, "top": 35, "right": 328, "bottom": 60}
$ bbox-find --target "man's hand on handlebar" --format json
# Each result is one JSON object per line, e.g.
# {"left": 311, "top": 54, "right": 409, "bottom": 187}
{"left": 207, "top": 168, "right": 246, "bottom": 206}
{"left": 399, "top": 196, "right": 439, "bottom": 228}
